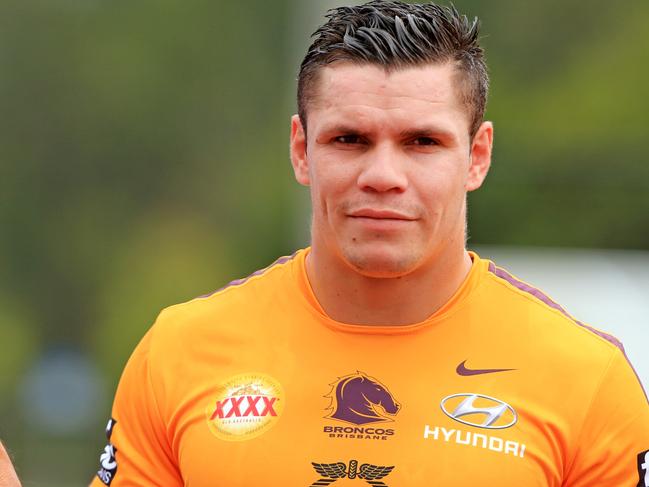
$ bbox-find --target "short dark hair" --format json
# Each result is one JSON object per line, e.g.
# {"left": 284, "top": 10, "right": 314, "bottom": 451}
{"left": 297, "top": 0, "right": 488, "bottom": 137}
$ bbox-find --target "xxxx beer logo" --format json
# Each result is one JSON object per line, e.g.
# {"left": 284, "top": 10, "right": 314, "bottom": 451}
{"left": 210, "top": 394, "right": 278, "bottom": 420}
{"left": 206, "top": 373, "right": 284, "bottom": 441}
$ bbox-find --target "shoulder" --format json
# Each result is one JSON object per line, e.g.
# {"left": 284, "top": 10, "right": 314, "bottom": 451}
{"left": 118, "top": 249, "right": 306, "bottom": 414}
{"left": 476, "top": 256, "right": 644, "bottom": 393}
{"left": 481, "top": 257, "right": 623, "bottom": 352}
{"left": 143, "top": 249, "right": 304, "bottom": 354}
{"left": 476, "top": 255, "right": 647, "bottom": 424}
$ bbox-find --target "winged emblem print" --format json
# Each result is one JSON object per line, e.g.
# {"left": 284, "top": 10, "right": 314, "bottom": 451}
{"left": 310, "top": 459, "right": 394, "bottom": 486}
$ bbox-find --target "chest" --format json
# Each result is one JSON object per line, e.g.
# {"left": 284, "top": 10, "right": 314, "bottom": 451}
{"left": 165, "top": 325, "right": 571, "bottom": 487}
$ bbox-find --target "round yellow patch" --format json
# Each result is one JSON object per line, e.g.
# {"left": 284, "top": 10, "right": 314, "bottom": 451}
{"left": 205, "top": 373, "right": 285, "bottom": 441}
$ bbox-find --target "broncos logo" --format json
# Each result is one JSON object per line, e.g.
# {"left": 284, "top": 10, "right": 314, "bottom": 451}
{"left": 310, "top": 460, "right": 394, "bottom": 486}
{"left": 325, "top": 372, "right": 400, "bottom": 425}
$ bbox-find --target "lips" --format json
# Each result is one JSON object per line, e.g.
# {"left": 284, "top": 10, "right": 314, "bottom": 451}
{"left": 348, "top": 209, "right": 416, "bottom": 220}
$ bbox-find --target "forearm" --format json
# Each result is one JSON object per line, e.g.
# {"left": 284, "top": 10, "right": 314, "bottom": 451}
{"left": 0, "top": 440, "right": 21, "bottom": 487}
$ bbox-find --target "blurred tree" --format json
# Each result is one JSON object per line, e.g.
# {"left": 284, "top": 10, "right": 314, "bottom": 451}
{"left": 462, "top": 0, "right": 649, "bottom": 247}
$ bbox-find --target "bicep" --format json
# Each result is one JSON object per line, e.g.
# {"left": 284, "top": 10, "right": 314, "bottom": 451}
{"left": 562, "top": 350, "right": 649, "bottom": 487}
{"left": 90, "top": 333, "right": 183, "bottom": 487}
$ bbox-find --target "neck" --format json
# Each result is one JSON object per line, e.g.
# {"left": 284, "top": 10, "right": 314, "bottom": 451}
{"left": 305, "top": 243, "right": 472, "bottom": 326}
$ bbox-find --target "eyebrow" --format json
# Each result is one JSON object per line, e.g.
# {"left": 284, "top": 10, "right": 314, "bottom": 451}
{"left": 319, "top": 124, "right": 368, "bottom": 136}
{"left": 399, "top": 126, "right": 455, "bottom": 139}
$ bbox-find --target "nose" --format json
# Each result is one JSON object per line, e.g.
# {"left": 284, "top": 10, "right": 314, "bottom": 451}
{"left": 356, "top": 143, "right": 408, "bottom": 193}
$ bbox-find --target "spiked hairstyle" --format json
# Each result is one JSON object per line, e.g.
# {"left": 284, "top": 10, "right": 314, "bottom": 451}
{"left": 297, "top": 1, "right": 488, "bottom": 137}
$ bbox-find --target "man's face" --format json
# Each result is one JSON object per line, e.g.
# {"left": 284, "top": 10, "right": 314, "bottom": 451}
{"left": 290, "top": 62, "right": 492, "bottom": 278}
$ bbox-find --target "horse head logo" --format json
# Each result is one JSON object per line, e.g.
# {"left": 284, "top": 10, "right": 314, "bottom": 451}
{"left": 325, "top": 372, "right": 400, "bottom": 425}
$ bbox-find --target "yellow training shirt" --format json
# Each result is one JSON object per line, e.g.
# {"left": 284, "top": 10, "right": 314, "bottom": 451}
{"left": 91, "top": 249, "right": 649, "bottom": 486}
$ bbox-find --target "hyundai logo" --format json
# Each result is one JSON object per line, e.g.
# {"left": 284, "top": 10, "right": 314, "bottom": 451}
{"left": 440, "top": 393, "right": 517, "bottom": 430}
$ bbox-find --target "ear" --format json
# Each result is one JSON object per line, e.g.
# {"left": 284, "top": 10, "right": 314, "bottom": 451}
{"left": 466, "top": 121, "right": 493, "bottom": 192}
{"left": 290, "top": 114, "right": 310, "bottom": 186}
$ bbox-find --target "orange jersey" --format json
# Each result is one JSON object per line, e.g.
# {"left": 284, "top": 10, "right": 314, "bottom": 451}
{"left": 91, "top": 249, "right": 649, "bottom": 487}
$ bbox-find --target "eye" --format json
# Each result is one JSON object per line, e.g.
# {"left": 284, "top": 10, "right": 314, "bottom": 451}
{"left": 334, "top": 134, "right": 364, "bottom": 145}
{"left": 411, "top": 137, "right": 439, "bottom": 146}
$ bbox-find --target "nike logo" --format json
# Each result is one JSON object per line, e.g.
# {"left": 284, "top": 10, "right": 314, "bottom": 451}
{"left": 456, "top": 360, "right": 516, "bottom": 376}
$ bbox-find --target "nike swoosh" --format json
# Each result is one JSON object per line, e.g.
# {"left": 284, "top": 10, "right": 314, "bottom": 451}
{"left": 456, "top": 360, "right": 516, "bottom": 376}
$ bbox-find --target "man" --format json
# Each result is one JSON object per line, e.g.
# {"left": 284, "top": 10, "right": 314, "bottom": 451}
{"left": 91, "top": 1, "right": 649, "bottom": 486}
{"left": 0, "top": 441, "right": 21, "bottom": 487}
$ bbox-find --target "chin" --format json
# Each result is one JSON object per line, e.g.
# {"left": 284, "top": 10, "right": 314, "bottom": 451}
{"left": 341, "top": 243, "right": 421, "bottom": 278}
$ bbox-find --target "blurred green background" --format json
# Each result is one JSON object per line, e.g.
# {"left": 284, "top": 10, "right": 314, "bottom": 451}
{"left": 0, "top": 0, "right": 647, "bottom": 484}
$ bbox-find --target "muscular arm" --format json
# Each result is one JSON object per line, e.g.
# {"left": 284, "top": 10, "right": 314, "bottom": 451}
{"left": 0, "top": 440, "right": 21, "bottom": 487}
{"left": 563, "top": 349, "right": 649, "bottom": 486}
{"left": 89, "top": 325, "right": 183, "bottom": 486}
